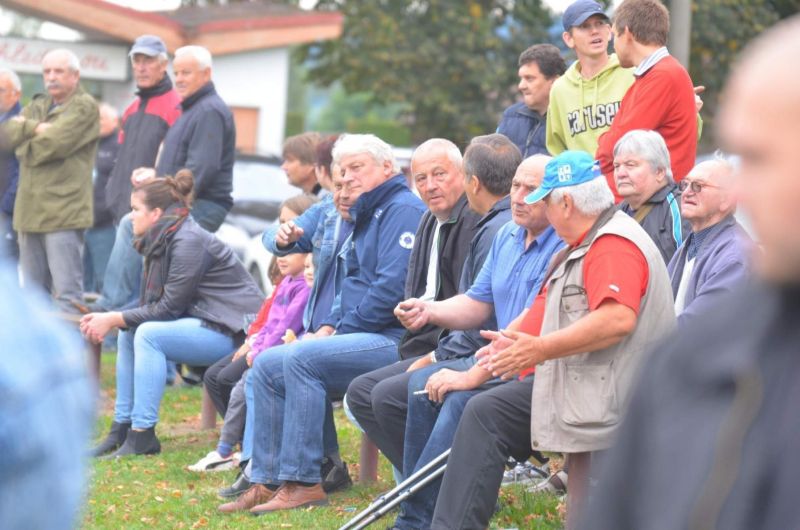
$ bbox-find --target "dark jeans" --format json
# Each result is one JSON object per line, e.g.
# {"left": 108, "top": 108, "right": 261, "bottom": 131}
{"left": 346, "top": 357, "right": 417, "bottom": 471}
{"left": 204, "top": 353, "right": 249, "bottom": 417}
{"left": 431, "top": 376, "right": 534, "bottom": 530}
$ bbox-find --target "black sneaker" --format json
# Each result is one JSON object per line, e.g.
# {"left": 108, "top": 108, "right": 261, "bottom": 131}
{"left": 321, "top": 458, "right": 353, "bottom": 493}
{"left": 109, "top": 427, "right": 161, "bottom": 458}
{"left": 218, "top": 471, "right": 252, "bottom": 499}
{"left": 91, "top": 421, "right": 131, "bottom": 457}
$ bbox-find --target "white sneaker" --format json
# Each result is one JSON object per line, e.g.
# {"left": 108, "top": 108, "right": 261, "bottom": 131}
{"left": 187, "top": 450, "right": 237, "bottom": 472}
{"left": 501, "top": 460, "right": 550, "bottom": 487}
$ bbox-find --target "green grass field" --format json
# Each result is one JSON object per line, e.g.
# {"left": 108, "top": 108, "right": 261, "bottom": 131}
{"left": 83, "top": 353, "right": 563, "bottom": 529}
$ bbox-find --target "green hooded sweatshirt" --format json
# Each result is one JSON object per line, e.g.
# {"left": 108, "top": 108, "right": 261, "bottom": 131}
{"left": 546, "top": 54, "right": 634, "bottom": 156}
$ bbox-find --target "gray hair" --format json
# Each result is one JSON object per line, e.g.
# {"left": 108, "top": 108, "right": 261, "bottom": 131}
{"left": 0, "top": 69, "right": 21, "bottom": 92}
{"left": 613, "top": 129, "right": 673, "bottom": 182}
{"left": 412, "top": 138, "right": 462, "bottom": 169}
{"left": 175, "top": 45, "right": 212, "bottom": 69}
{"left": 463, "top": 133, "right": 521, "bottom": 196}
{"left": 550, "top": 176, "right": 615, "bottom": 216}
{"left": 332, "top": 133, "right": 398, "bottom": 173}
{"left": 43, "top": 48, "right": 81, "bottom": 72}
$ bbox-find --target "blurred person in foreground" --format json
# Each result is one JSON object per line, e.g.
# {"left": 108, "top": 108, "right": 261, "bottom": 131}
{"left": 582, "top": 15, "right": 800, "bottom": 530}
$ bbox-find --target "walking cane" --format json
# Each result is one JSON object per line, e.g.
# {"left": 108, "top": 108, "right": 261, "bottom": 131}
{"left": 338, "top": 448, "right": 451, "bottom": 530}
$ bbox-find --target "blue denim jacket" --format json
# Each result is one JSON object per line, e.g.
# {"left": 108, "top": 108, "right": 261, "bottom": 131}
{"left": 305, "top": 211, "right": 352, "bottom": 330}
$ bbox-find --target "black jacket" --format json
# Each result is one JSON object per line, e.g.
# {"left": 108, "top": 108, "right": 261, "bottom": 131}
{"left": 620, "top": 183, "right": 690, "bottom": 264}
{"left": 106, "top": 75, "right": 181, "bottom": 224}
{"left": 398, "top": 194, "right": 482, "bottom": 359}
{"left": 121, "top": 216, "right": 263, "bottom": 334}
{"left": 156, "top": 82, "right": 236, "bottom": 211}
{"left": 93, "top": 131, "right": 119, "bottom": 227}
{"left": 584, "top": 281, "right": 800, "bottom": 530}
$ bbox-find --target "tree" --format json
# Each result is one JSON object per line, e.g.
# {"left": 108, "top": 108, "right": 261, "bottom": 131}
{"left": 296, "top": 0, "right": 552, "bottom": 147}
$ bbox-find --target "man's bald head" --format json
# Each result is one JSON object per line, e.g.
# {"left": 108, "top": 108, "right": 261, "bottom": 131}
{"left": 681, "top": 156, "right": 737, "bottom": 232}
{"left": 98, "top": 103, "right": 119, "bottom": 138}
{"left": 510, "top": 154, "right": 552, "bottom": 236}
{"left": 719, "top": 15, "right": 800, "bottom": 284}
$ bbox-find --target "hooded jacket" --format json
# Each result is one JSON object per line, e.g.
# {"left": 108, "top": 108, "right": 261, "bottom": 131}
{"left": 330, "top": 174, "right": 425, "bottom": 337}
{"left": 546, "top": 54, "right": 634, "bottom": 156}
{"left": 496, "top": 102, "right": 549, "bottom": 157}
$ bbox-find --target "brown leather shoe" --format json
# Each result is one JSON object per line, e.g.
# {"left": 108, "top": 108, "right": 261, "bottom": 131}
{"left": 218, "top": 484, "right": 275, "bottom": 513}
{"left": 250, "top": 482, "right": 328, "bottom": 515}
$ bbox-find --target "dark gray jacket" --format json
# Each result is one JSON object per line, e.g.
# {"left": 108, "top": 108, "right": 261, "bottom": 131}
{"left": 399, "top": 194, "right": 482, "bottom": 359}
{"left": 435, "top": 196, "right": 512, "bottom": 362}
{"left": 122, "top": 216, "right": 262, "bottom": 333}
{"left": 620, "top": 183, "right": 690, "bottom": 264}
{"left": 156, "top": 82, "right": 235, "bottom": 211}
{"left": 583, "top": 281, "right": 800, "bottom": 530}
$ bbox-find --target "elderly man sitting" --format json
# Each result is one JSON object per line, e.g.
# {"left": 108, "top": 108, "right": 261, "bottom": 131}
{"left": 614, "top": 129, "right": 690, "bottom": 263}
{"left": 430, "top": 151, "right": 676, "bottom": 530}
{"left": 669, "top": 155, "right": 752, "bottom": 325}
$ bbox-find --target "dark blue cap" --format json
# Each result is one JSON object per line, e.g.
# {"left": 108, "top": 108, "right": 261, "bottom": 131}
{"left": 562, "top": 0, "right": 609, "bottom": 31}
{"left": 129, "top": 35, "right": 167, "bottom": 57}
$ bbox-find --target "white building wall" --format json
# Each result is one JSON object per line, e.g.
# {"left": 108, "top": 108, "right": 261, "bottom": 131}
{"left": 213, "top": 47, "right": 289, "bottom": 156}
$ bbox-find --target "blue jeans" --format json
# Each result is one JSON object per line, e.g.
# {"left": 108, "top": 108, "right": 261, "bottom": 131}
{"left": 191, "top": 198, "right": 228, "bottom": 233}
{"left": 248, "top": 332, "right": 400, "bottom": 485}
{"left": 97, "top": 215, "right": 141, "bottom": 311}
{"left": 83, "top": 224, "right": 116, "bottom": 293}
{"left": 114, "top": 318, "right": 235, "bottom": 429}
{"left": 396, "top": 359, "right": 503, "bottom": 530}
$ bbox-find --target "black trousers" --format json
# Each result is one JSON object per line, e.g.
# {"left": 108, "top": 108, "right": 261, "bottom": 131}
{"left": 346, "top": 357, "right": 418, "bottom": 471}
{"left": 204, "top": 353, "right": 249, "bottom": 417}
{"left": 431, "top": 376, "right": 534, "bottom": 530}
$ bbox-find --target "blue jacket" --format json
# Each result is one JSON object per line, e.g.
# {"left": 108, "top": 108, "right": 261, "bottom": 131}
{"left": 667, "top": 215, "right": 752, "bottom": 328}
{"left": 156, "top": 82, "right": 235, "bottom": 211}
{"left": 0, "top": 102, "right": 21, "bottom": 216}
{"left": 332, "top": 174, "right": 425, "bottom": 337}
{"left": 496, "top": 102, "right": 548, "bottom": 158}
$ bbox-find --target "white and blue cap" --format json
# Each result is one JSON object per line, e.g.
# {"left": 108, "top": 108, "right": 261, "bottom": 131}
{"left": 525, "top": 151, "right": 603, "bottom": 204}
{"left": 129, "top": 35, "right": 167, "bottom": 57}
{"left": 562, "top": 0, "right": 609, "bottom": 31}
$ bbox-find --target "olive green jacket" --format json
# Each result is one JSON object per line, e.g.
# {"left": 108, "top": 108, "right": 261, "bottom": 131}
{"left": 3, "top": 85, "right": 99, "bottom": 232}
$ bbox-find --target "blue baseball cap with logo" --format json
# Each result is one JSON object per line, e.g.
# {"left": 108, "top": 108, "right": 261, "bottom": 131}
{"left": 562, "top": 0, "right": 609, "bottom": 31}
{"left": 525, "top": 151, "right": 603, "bottom": 204}
{"left": 129, "top": 35, "right": 167, "bottom": 57}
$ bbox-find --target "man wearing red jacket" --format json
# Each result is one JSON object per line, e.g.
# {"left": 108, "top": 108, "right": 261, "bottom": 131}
{"left": 596, "top": 0, "right": 697, "bottom": 196}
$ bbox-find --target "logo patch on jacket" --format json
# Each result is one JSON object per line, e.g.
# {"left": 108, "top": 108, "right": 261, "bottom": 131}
{"left": 398, "top": 232, "right": 415, "bottom": 249}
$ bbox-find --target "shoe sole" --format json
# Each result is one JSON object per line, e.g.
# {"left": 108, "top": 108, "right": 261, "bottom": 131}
{"left": 250, "top": 498, "right": 329, "bottom": 516}
{"left": 188, "top": 460, "right": 236, "bottom": 472}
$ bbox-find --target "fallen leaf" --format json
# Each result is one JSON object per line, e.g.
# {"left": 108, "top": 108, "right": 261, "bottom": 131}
{"left": 171, "top": 489, "right": 183, "bottom": 498}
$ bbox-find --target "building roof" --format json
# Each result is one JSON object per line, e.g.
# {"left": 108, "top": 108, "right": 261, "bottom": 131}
{"left": 0, "top": 0, "right": 343, "bottom": 55}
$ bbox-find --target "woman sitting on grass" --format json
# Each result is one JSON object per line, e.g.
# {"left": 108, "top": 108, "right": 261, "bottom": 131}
{"left": 81, "top": 170, "right": 263, "bottom": 458}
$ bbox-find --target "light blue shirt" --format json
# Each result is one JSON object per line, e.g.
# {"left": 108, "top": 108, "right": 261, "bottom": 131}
{"left": 466, "top": 222, "right": 564, "bottom": 328}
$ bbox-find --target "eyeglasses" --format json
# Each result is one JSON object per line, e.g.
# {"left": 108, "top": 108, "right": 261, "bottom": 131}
{"left": 678, "top": 179, "right": 720, "bottom": 194}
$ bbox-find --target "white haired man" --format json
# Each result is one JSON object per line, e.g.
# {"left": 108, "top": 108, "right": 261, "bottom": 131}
{"left": 430, "top": 151, "right": 676, "bottom": 530}
{"left": 614, "top": 129, "right": 690, "bottom": 263}
{"left": 2, "top": 49, "right": 99, "bottom": 311}
{"left": 219, "top": 134, "right": 425, "bottom": 515}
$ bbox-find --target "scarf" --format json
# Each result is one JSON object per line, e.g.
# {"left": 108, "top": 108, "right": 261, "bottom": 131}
{"left": 134, "top": 204, "right": 189, "bottom": 305}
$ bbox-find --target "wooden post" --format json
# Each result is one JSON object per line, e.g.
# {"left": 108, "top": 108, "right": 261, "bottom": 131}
{"left": 359, "top": 433, "right": 379, "bottom": 483}
{"left": 200, "top": 385, "right": 217, "bottom": 430}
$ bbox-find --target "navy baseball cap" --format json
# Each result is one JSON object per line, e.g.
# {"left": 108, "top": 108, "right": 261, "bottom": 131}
{"left": 129, "top": 35, "right": 167, "bottom": 57}
{"left": 562, "top": 0, "right": 609, "bottom": 31}
{"left": 525, "top": 151, "right": 603, "bottom": 204}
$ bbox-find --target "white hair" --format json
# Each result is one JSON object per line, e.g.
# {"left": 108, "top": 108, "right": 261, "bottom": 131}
{"left": 0, "top": 69, "right": 21, "bottom": 92}
{"left": 332, "top": 133, "right": 399, "bottom": 173}
{"left": 412, "top": 138, "right": 462, "bottom": 168}
{"left": 613, "top": 129, "right": 673, "bottom": 183}
{"left": 550, "top": 176, "right": 615, "bottom": 216}
{"left": 44, "top": 48, "right": 81, "bottom": 72}
{"left": 175, "top": 45, "right": 212, "bottom": 69}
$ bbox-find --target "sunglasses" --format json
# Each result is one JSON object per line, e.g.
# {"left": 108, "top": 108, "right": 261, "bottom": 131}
{"left": 678, "top": 179, "right": 720, "bottom": 194}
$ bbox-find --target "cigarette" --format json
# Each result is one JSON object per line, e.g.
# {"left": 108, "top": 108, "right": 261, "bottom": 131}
{"left": 413, "top": 390, "right": 429, "bottom": 395}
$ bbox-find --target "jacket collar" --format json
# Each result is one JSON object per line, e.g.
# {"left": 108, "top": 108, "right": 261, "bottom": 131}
{"left": 687, "top": 214, "right": 738, "bottom": 259}
{"left": 647, "top": 183, "right": 679, "bottom": 204}
{"left": 512, "top": 102, "right": 545, "bottom": 121}
{"left": 43, "top": 84, "right": 87, "bottom": 114}
{"left": 180, "top": 81, "right": 215, "bottom": 111}
{"left": 350, "top": 174, "right": 409, "bottom": 223}
{"left": 478, "top": 196, "right": 511, "bottom": 228}
{"left": 137, "top": 74, "right": 174, "bottom": 99}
